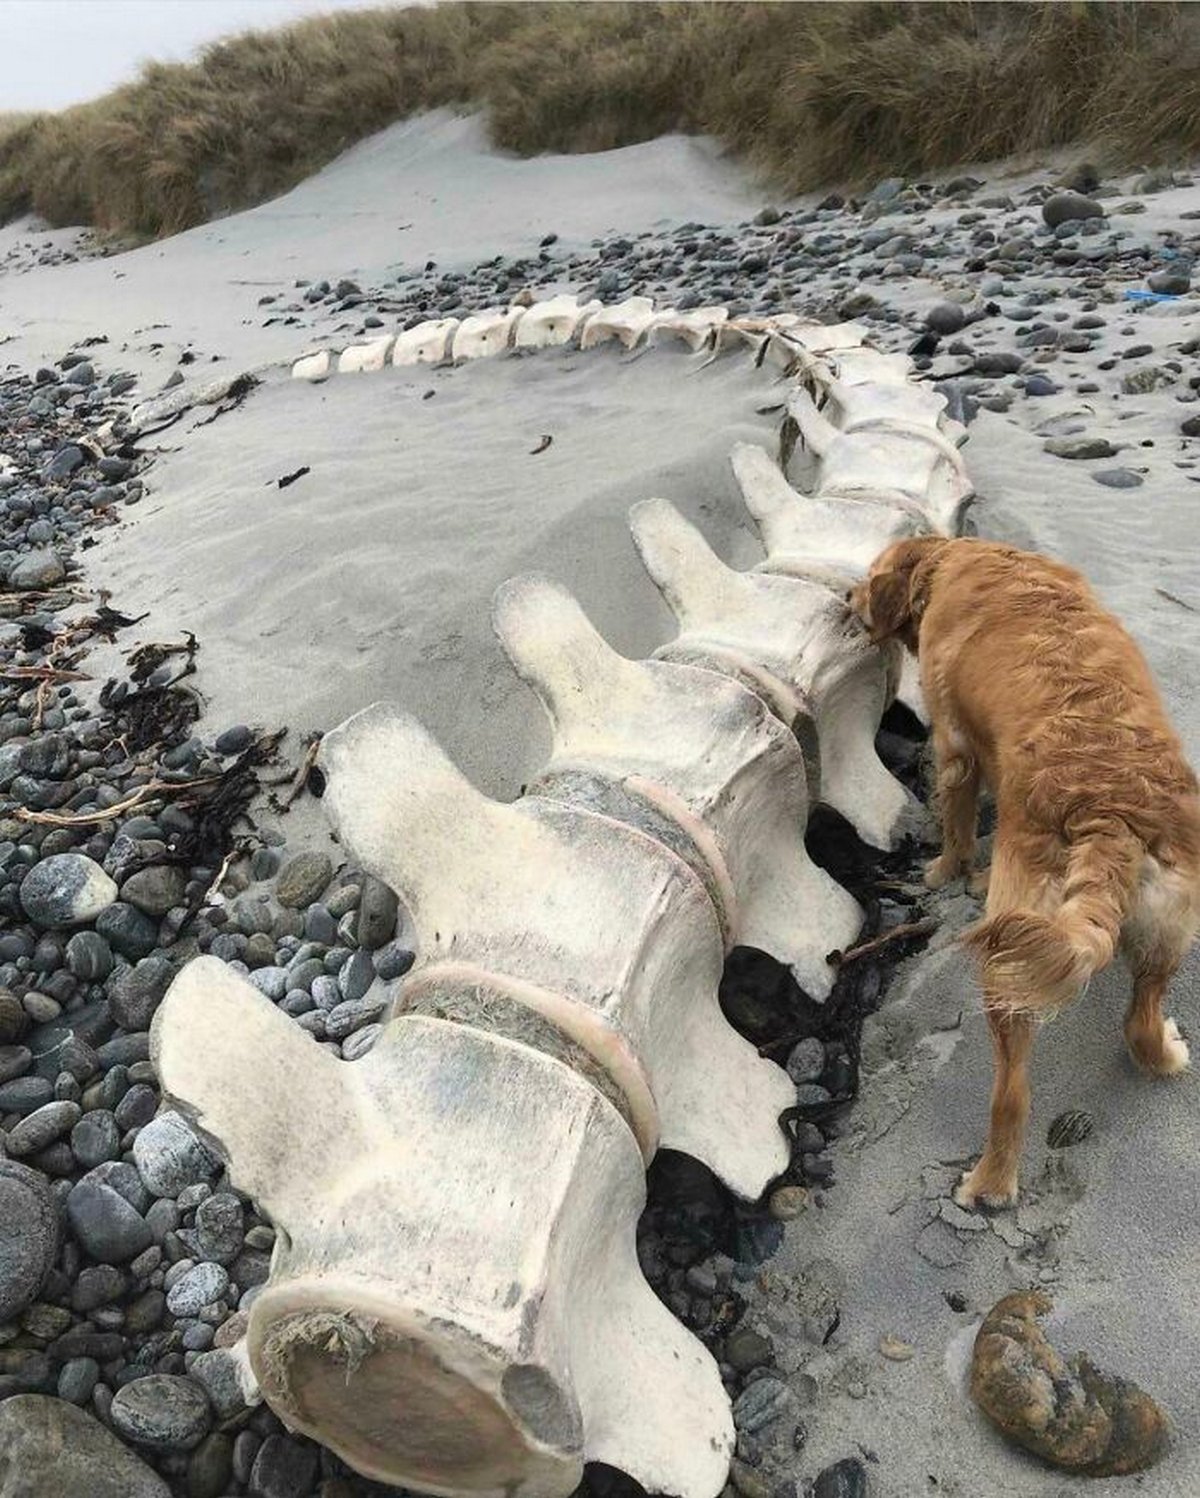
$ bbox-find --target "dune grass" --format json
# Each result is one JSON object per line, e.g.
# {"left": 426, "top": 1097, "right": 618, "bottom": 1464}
{"left": 2, "top": 2, "right": 1199, "bottom": 241}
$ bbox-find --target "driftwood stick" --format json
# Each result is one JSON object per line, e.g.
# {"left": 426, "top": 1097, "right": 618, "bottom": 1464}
{"left": 826, "top": 918, "right": 936, "bottom": 967}
{"left": 15, "top": 773, "right": 223, "bottom": 827}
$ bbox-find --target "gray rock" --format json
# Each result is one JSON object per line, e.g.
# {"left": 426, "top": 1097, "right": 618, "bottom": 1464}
{"left": 249, "top": 1433, "right": 320, "bottom": 1498}
{"left": 356, "top": 875, "right": 398, "bottom": 949}
{"left": 120, "top": 865, "right": 186, "bottom": 918}
{"left": 65, "top": 930, "right": 113, "bottom": 982}
{"left": 6, "top": 1099, "right": 81, "bottom": 1156}
{"left": 249, "top": 966, "right": 289, "bottom": 1001}
{"left": 187, "top": 1431, "right": 234, "bottom": 1498}
{"left": 189, "top": 1348, "right": 250, "bottom": 1420}
{"left": 166, "top": 1261, "right": 229, "bottom": 1317}
{"left": 70, "top": 1108, "right": 121, "bottom": 1167}
{"left": 1042, "top": 191, "right": 1105, "bottom": 228}
{"left": 813, "top": 1457, "right": 868, "bottom": 1498}
{"left": 732, "top": 1375, "right": 794, "bottom": 1434}
{"left": 1181, "top": 414, "right": 1200, "bottom": 438}
{"left": 274, "top": 852, "right": 332, "bottom": 909}
{"left": 65, "top": 1178, "right": 152, "bottom": 1264}
{"left": 193, "top": 1193, "right": 243, "bottom": 1265}
{"left": 19, "top": 854, "right": 117, "bottom": 928}
{"left": 1093, "top": 468, "right": 1144, "bottom": 489}
{"left": 374, "top": 941, "right": 415, "bottom": 981}
{"left": 71, "top": 1264, "right": 126, "bottom": 1312}
{"left": 107, "top": 955, "right": 174, "bottom": 1030}
{"left": 133, "top": 1110, "right": 220, "bottom": 1197}
{"left": 0, "top": 1044, "right": 31, "bottom": 1083}
{"left": 0, "top": 1075, "right": 53, "bottom": 1114}
{"left": 925, "top": 301, "right": 965, "bottom": 335}
{"left": 1044, "top": 436, "right": 1118, "bottom": 460}
{"left": 110, "top": 1374, "right": 211, "bottom": 1451}
{"left": 0, "top": 1160, "right": 60, "bottom": 1321}
{"left": 0, "top": 1395, "right": 171, "bottom": 1497}
{"left": 95, "top": 902, "right": 160, "bottom": 960}
{"left": 1147, "top": 266, "right": 1191, "bottom": 295}
{"left": 973, "top": 350, "right": 1023, "bottom": 377}
{"left": 8, "top": 551, "right": 66, "bottom": 592}
{"left": 337, "top": 949, "right": 375, "bottom": 1003}
{"left": 56, "top": 1356, "right": 100, "bottom": 1405}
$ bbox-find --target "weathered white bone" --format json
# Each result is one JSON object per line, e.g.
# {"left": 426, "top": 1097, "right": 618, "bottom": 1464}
{"left": 514, "top": 295, "right": 601, "bottom": 349}
{"left": 813, "top": 346, "right": 912, "bottom": 387}
{"left": 787, "top": 384, "right": 966, "bottom": 475}
{"left": 338, "top": 335, "right": 395, "bottom": 374}
{"left": 392, "top": 318, "right": 459, "bottom": 366}
{"left": 291, "top": 349, "right": 332, "bottom": 382}
{"left": 579, "top": 297, "right": 658, "bottom": 350}
{"left": 785, "top": 393, "right": 971, "bottom": 535}
{"left": 730, "top": 444, "right": 926, "bottom": 720}
{"left": 731, "top": 442, "right": 925, "bottom": 588}
{"left": 649, "top": 306, "right": 729, "bottom": 352}
{"left": 493, "top": 575, "right": 860, "bottom": 997}
{"left": 317, "top": 704, "right": 793, "bottom": 1195}
{"left": 151, "top": 961, "right": 733, "bottom": 1498}
{"left": 453, "top": 307, "right": 526, "bottom": 361}
{"left": 629, "top": 499, "right": 920, "bottom": 849}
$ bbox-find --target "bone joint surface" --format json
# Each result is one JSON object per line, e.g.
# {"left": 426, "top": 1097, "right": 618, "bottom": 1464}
{"left": 156, "top": 303, "right": 970, "bottom": 1496}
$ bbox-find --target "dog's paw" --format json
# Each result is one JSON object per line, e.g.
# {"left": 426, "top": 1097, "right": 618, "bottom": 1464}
{"left": 924, "top": 855, "right": 962, "bottom": 891}
{"left": 969, "top": 865, "right": 991, "bottom": 898}
{"left": 1160, "top": 1017, "right": 1190, "bottom": 1075}
{"left": 954, "top": 1166, "right": 1018, "bottom": 1211}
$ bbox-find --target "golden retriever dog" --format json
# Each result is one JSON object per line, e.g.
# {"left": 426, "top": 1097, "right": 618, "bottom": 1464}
{"left": 851, "top": 536, "right": 1200, "bottom": 1207}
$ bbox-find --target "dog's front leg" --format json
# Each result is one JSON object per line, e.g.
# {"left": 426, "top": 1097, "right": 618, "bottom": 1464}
{"left": 925, "top": 728, "right": 980, "bottom": 889}
{"left": 955, "top": 1004, "right": 1035, "bottom": 1209}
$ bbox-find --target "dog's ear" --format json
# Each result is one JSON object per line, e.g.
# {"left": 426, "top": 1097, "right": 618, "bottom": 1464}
{"left": 865, "top": 571, "right": 912, "bottom": 644}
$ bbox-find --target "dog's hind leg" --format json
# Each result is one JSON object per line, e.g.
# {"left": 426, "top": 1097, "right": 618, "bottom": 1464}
{"left": 954, "top": 1002, "right": 1036, "bottom": 1209}
{"left": 1121, "top": 866, "right": 1194, "bottom": 1077}
{"left": 924, "top": 721, "right": 980, "bottom": 889}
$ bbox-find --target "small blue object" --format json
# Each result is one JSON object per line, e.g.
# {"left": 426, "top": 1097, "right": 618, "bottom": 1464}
{"left": 1124, "top": 289, "right": 1179, "bottom": 303}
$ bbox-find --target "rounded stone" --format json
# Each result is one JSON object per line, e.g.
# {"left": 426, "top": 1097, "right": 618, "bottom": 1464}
{"left": 19, "top": 854, "right": 117, "bottom": 929}
{"left": 121, "top": 865, "right": 187, "bottom": 918}
{"left": 133, "top": 1110, "right": 220, "bottom": 1197}
{"left": 71, "top": 1108, "right": 121, "bottom": 1168}
{"left": 785, "top": 1037, "right": 826, "bottom": 1085}
{"left": 193, "top": 1193, "right": 244, "bottom": 1265}
{"left": 1042, "top": 191, "right": 1105, "bottom": 228}
{"left": 274, "top": 852, "right": 332, "bottom": 909}
{"left": 110, "top": 1373, "right": 212, "bottom": 1452}
{"left": 95, "top": 903, "right": 161, "bottom": 961}
{"left": 924, "top": 301, "right": 965, "bottom": 335}
{"left": 107, "top": 954, "right": 174, "bottom": 1031}
{"left": 0, "top": 1159, "right": 60, "bottom": 1320}
{"left": 249, "top": 1432, "right": 320, "bottom": 1498}
{"left": 0, "top": 1395, "right": 171, "bottom": 1497}
{"left": 65, "top": 930, "right": 115, "bottom": 982}
{"left": 6, "top": 1099, "right": 81, "bottom": 1156}
{"left": 57, "top": 1355, "right": 101, "bottom": 1404}
{"left": 65, "top": 1178, "right": 153, "bottom": 1264}
{"left": 813, "top": 1457, "right": 869, "bottom": 1498}
{"left": 166, "top": 1261, "right": 230, "bottom": 1318}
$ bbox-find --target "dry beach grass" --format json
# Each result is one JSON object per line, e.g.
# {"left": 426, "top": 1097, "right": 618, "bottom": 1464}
{"left": 3, "top": 2, "right": 1200, "bottom": 239}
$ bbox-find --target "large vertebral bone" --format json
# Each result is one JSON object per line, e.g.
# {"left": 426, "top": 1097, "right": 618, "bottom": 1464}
{"left": 493, "top": 574, "right": 860, "bottom": 997}
{"left": 579, "top": 296, "right": 659, "bottom": 350}
{"left": 453, "top": 307, "right": 527, "bottom": 361}
{"left": 151, "top": 962, "right": 732, "bottom": 1498}
{"left": 629, "top": 499, "right": 919, "bottom": 849}
{"left": 514, "top": 295, "right": 601, "bottom": 349}
{"left": 731, "top": 441, "right": 926, "bottom": 592}
{"left": 730, "top": 443, "right": 928, "bottom": 721}
{"left": 784, "top": 384, "right": 971, "bottom": 535}
{"left": 317, "top": 703, "right": 793, "bottom": 1196}
{"left": 393, "top": 317, "right": 459, "bottom": 367}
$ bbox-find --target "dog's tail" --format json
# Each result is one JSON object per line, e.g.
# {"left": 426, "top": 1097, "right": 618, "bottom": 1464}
{"left": 965, "top": 822, "right": 1143, "bottom": 1016}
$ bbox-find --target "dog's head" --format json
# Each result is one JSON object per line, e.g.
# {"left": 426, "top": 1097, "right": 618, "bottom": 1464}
{"left": 850, "top": 536, "right": 950, "bottom": 651}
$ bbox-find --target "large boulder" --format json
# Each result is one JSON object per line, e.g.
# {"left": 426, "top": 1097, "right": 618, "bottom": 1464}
{"left": 0, "top": 1162, "right": 60, "bottom": 1321}
{"left": 0, "top": 1395, "right": 169, "bottom": 1498}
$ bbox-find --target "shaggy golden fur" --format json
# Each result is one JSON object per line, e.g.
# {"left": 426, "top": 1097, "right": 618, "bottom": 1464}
{"left": 852, "top": 537, "right": 1200, "bottom": 1207}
